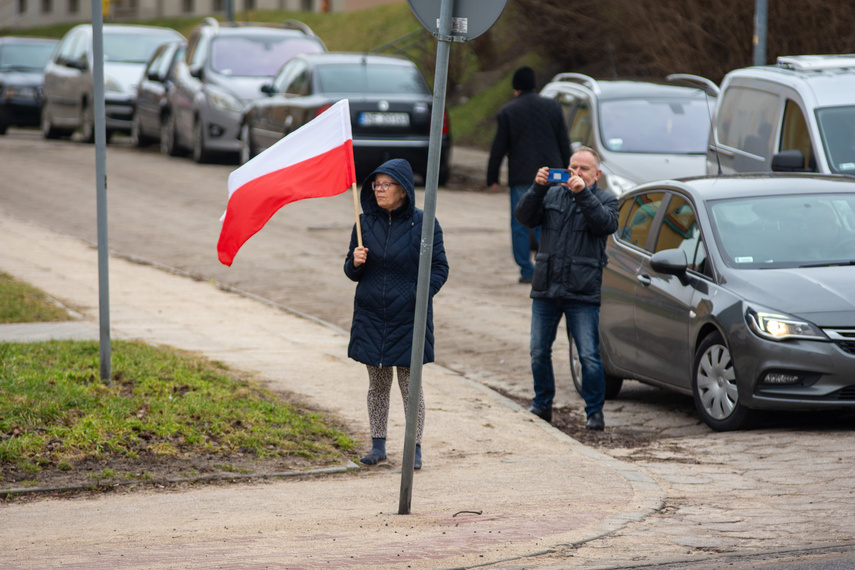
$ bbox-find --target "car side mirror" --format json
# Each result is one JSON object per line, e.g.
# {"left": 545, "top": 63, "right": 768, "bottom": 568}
{"left": 147, "top": 71, "right": 162, "bottom": 82}
{"left": 772, "top": 149, "right": 810, "bottom": 172}
{"left": 260, "top": 83, "right": 275, "bottom": 96}
{"left": 189, "top": 66, "right": 203, "bottom": 79}
{"left": 66, "top": 57, "right": 87, "bottom": 71}
{"left": 650, "top": 248, "right": 691, "bottom": 285}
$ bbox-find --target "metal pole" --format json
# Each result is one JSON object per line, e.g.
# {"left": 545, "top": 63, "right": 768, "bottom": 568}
{"left": 92, "top": 0, "right": 111, "bottom": 381}
{"left": 226, "top": 0, "right": 234, "bottom": 23}
{"left": 398, "top": 0, "right": 452, "bottom": 516}
{"left": 753, "top": 0, "right": 767, "bottom": 66}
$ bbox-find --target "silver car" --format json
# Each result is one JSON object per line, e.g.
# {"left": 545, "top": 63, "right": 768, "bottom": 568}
{"left": 540, "top": 74, "right": 716, "bottom": 195}
{"left": 167, "top": 18, "right": 326, "bottom": 163}
{"left": 597, "top": 174, "right": 855, "bottom": 431}
{"left": 41, "top": 23, "right": 184, "bottom": 142}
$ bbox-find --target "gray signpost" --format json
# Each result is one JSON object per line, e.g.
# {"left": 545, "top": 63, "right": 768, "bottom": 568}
{"left": 91, "top": 0, "right": 111, "bottom": 381}
{"left": 400, "top": 0, "right": 507, "bottom": 515}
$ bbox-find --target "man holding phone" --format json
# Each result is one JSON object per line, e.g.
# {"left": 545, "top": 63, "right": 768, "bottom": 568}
{"left": 487, "top": 66, "right": 571, "bottom": 284}
{"left": 514, "top": 147, "right": 619, "bottom": 430}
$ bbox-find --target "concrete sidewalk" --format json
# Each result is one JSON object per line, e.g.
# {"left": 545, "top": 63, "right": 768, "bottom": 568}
{"left": 0, "top": 210, "right": 662, "bottom": 569}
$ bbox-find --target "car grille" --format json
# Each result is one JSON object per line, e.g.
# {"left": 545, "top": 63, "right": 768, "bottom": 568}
{"left": 834, "top": 386, "right": 855, "bottom": 401}
{"left": 823, "top": 328, "right": 855, "bottom": 355}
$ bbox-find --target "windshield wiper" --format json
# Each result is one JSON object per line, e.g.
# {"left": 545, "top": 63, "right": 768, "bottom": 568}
{"left": 799, "top": 260, "right": 855, "bottom": 268}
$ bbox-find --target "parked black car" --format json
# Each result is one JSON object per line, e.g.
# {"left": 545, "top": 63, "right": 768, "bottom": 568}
{"left": 595, "top": 173, "right": 855, "bottom": 431}
{"left": 131, "top": 40, "right": 186, "bottom": 152}
{"left": 0, "top": 37, "right": 58, "bottom": 134}
{"left": 239, "top": 52, "right": 451, "bottom": 184}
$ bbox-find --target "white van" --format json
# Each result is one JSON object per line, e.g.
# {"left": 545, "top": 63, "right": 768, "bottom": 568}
{"left": 707, "top": 55, "right": 855, "bottom": 176}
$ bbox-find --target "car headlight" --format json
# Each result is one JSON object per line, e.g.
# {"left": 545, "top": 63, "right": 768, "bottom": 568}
{"left": 104, "top": 76, "right": 123, "bottom": 93}
{"left": 208, "top": 90, "right": 243, "bottom": 113}
{"left": 604, "top": 173, "right": 637, "bottom": 196}
{"left": 745, "top": 307, "right": 827, "bottom": 341}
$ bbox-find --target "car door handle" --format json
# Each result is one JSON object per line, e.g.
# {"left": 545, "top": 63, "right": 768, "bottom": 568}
{"left": 637, "top": 274, "right": 652, "bottom": 286}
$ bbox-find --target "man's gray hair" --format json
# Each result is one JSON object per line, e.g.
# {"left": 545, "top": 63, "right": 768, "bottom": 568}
{"left": 573, "top": 145, "right": 601, "bottom": 167}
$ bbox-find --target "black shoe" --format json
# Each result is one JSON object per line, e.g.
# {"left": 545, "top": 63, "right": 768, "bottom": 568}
{"left": 586, "top": 411, "right": 605, "bottom": 431}
{"left": 528, "top": 405, "right": 552, "bottom": 423}
{"left": 519, "top": 275, "right": 532, "bottom": 284}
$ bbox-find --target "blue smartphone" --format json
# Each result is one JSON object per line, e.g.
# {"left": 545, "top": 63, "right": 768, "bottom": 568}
{"left": 547, "top": 168, "right": 571, "bottom": 183}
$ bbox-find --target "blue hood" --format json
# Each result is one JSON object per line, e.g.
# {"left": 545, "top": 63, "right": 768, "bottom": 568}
{"left": 360, "top": 158, "right": 416, "bottom": 217}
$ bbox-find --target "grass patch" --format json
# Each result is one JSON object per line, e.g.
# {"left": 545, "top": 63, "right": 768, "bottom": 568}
{"left": 0, "top": 340, "right": 357, "bottom": 487}
{"left": 0, "top": 272, "right": 73, "bottom": 324}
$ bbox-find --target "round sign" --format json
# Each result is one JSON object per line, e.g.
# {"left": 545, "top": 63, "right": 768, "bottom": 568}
{"left": 407, "top": 0, "right": 508, "bottom": 42}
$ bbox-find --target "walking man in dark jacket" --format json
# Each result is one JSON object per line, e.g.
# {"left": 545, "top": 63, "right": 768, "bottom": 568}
{"left": 515, "top": 147, "right": 619, "bottom": 430}
{"left": 487, "top": 66, "right": 571, "bottom": 284}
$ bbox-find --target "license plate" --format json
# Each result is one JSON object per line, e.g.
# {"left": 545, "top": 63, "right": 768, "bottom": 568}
{"left": 358, "top": 112, "right": 409, "bottom": 127}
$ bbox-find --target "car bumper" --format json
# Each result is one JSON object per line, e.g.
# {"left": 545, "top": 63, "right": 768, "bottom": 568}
{"left": 105, "top": 96, "right": 134, "bottom": 132}
{"left": 0, "top": 98, "right": 42, "bottom": 127}
{"left": 734, "top": 333, "right": 855, "bottom": 410}
{"left": 201, "top": 107, "right": 241, "bottom": 153}
{"left": 353, "top": 137, "right": 450, "bottom": 174}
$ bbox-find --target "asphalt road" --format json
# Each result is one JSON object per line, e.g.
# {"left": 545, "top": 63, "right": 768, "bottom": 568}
{"left": 3, "top": 129, "right": 855, "bottom": 568}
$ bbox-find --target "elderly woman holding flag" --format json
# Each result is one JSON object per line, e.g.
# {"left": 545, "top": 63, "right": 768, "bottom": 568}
{"left": 344, "top": 158, "right": 449, "bottom": 470}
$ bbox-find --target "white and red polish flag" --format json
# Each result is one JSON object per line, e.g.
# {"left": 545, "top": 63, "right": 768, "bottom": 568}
{"left": 217, "top": 99, "right": 356, "bottom": 266}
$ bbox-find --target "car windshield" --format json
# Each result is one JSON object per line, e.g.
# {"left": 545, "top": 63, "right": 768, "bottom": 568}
{"left": 709, "top": 193, "right": 855, "bottom": 268}
{"left": 0, "top": 42, "right": 56, "bottom": 70}
{"left": 104, "top": 30, "right": 182, "bottom": 64}
{"left": 211, "top": 35, "right": 324, "bottom": 77}
{"left": 316, "top": 63, "right": 429, "bottom": 95}
{"left": 816, "top": 106, "right": 855, "bottom": 175}
{"left": 599, "top": 97, "right": 711, "bottom": 154}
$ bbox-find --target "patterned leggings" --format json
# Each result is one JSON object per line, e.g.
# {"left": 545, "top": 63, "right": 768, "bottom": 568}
{"left": 366, "top": 365, "right": 425, "bottom": 444}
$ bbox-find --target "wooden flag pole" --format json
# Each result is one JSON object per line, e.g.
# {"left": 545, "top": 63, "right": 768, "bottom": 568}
{"left": 352, "top": 182, "right": 362, "bottom": 247}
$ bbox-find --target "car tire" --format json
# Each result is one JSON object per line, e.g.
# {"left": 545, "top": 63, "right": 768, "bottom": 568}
{"left": 80, "top": 101, "right": 95, "bottom": 144}
{"left": 41, "top": 104, "right": 69, "bottom": 139}
{"left": 239, "top": 123, "right": 255, "bottom": 165}
{"left": 570, "top": 339, "right": 624, "bottom": 400}
{"left": 692, "top": 330, "right": 752, "bottom": 431}
{"left": 131, "top": 114, "right": 149, "bottom": 147}
{"left": 192, "top": 118, "right": 211, "bottom": 163}
{"left": 161, "top": 113, "right": 181, "bottom": 156}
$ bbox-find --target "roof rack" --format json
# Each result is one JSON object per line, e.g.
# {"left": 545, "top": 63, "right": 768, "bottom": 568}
{"left": 282, "top": 19, "right": 316, "bottom": 37}
{"left": 777, "top": 55, "right": 855, "bottom": 72}
{"left": 201, "top": 16, "right": 219, "bottom": 29}
{"left": 666, "top": 73, "right": 720, "bottom": 97}
{"left": 550, "top": 72, "right": 600, "bottom": 94}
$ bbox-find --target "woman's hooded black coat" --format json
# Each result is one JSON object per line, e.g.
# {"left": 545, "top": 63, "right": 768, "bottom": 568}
{"left": 344, "top": 159, "right": 449, "bottom": 367}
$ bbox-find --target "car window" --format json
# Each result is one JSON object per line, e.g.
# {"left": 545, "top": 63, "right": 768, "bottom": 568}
{"left": 144, "top": 45, "right": 168, "bottom": 79}
{"left": 780, "top": 100, "right": 814, "bottom": 170}
{"left": 103, "top": 30, "right": 180, "bottom": 64}
{"left": 57, "top": 31, "right": 84, "bottom": 65}
{"left": 618, "top": 191, "right": 666, "bottom": 250}
{"left": 655, "top": 194, "right": 704, "bottom": 271}
{"left": 709, "top": 193, "right": 855, "bottom": 268}
{"left": 272, "top": 60, "right": 300, "bottom": 92}
{"left": 816, "top": 106, "right": 855, "bottom": 175}
{"left": 283, "top": 60, "right": 309, "bottom": 95}
{"left": 0, "top": 42, "right": 56, "bottom": 70}
{"left": 316, "top": 63, "right": 428, "bottom": 95}
{"left": 599, "top": 98, "right": 710, "bottom": 154}
{"left": 210, "top": 35, "right": 324, "bottom": 77}
{"left": 715, "top": 86, "right": 778, "bottom": 156}
{"left": 569, "top": 99, "right": 593, "bottom": 147}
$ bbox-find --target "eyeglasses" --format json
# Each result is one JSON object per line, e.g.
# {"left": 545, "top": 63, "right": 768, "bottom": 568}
{"left": 371, "top": 181, "right": 400, "bottom": 192}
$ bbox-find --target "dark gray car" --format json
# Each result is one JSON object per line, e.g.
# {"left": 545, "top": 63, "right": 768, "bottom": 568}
{"left": 0, "top": 37, "right": 58, "bottom": 134}
{"left": 597, "top": 174, "right": 855, "bottom": 430}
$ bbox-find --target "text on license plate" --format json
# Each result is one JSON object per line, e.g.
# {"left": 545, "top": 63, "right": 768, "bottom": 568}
{"left": 358, "top": 112, "right": 410, "bottom": 127}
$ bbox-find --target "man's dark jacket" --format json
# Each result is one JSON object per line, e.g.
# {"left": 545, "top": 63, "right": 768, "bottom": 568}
{"left": 515, "top": 180, "right": 619, "bottom": 305}
{"left": 487, "top": 91, "right": 571, "bottom": 187}
{"left": 344, "top": 159, "right": 449, "bottom": 367}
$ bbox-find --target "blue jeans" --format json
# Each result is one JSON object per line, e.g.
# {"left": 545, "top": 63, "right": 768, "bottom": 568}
{"left": 510, "top": 185, "right": 540, "bottom": 279}
{"left": 530, "top": 297, "right": 605, "bottom": 416}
